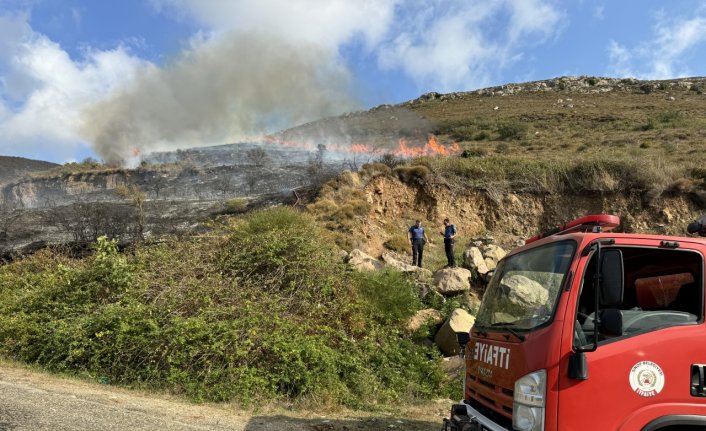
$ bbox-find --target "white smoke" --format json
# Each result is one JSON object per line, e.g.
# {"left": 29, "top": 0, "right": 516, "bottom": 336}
{"left": 81, "top": 32, "right": 359, "bottom": 164}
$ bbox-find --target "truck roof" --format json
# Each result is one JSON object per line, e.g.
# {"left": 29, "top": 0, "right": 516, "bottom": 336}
{"left": 511, "top": 215, "right": 706, "bottom": 258}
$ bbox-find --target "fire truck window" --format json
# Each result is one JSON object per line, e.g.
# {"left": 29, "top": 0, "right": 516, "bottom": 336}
{"left": 575, "top": 247, "right": 703, "bottom": 348}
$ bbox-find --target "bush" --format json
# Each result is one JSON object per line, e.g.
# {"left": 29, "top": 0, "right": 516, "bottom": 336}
{"left": 376, "top": 153, "right": 403, "bottom": 168}
{"left": 384, "top": 234, "right": 411, "bottom": 253}
{"left": 474, "top": 130, "right": 491, "bottom": 141}
{"left": 461, "top": 148, "right": 488, "bottom": 158}
{"left": 0, "top": 208, "right": 447, "bottom": 407}
{"left": 496, "top": 121, "right": 528, "bottom": 140}
{"left": 353, "top": 270, "right": 421, "bottom": 326}
{"left": 360, "top": 162, "right": 392, "bottom": 178}
{"left": 496, "top": 142, "right": 510, "bottom": 154}
{"left": 393, "top": 165, "right": 431, "bottom": 184}
{"left": 225, "top": 198, "right": 248, "bottom": 213}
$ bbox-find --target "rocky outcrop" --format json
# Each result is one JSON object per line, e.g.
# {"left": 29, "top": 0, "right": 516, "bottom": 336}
{"left": 435, "top": 308, "right": 476, "bottom": 356}
{"left": 407, "top": 76, "right": 706, "bottom": 104}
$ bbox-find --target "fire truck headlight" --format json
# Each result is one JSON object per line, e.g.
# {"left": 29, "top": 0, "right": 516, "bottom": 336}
{"left": 513, "top": 370, "right": 546, "bottom": 431}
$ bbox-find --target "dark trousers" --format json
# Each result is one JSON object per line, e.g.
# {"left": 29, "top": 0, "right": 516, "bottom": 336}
{"left": 412, "top": 239, "right": 425, "bottom": 267}
{"left": 444, "top": 238, "right": 455, "bottom": 267}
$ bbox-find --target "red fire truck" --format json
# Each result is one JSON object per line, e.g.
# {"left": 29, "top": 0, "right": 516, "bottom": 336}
{"left": 444, "top": 215, "right": 706, "bottom": 431}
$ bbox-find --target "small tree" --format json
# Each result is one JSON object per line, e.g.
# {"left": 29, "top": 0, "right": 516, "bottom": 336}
{"left": 150, "top": 174, "right": 168, "bottom": 200}
{"left": 116, "top": 184, "right": 146, "bottom": 240}
{"left": 245, "top": 147, "right": 272, "bottom": 168}
{"left": 307, "top": 144, "right": 333, "bottom": 188}
{"left": 215, "top": 175, "right": 235, "bottom": 199}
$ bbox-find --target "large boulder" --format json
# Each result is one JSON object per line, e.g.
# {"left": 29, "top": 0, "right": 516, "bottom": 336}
{"left": 463, "top": 247, "right": 489, "bottom": 275}
{"left": 347, "top": 249, "right": 385, "bottom": 272}
{"left": 484, "top": 257, "right": 497, "bottom": 272}
{"left": 406, "top": 308, "right": 444, "bottom": 333}
{"left": 433, "top": 267, "right": 472, "bottom": 295}
{"left": 435, "top": 308, "right": 476, "bottom": 356}
{"left": 482, "top": 244, "right": 507, "bottom": 262}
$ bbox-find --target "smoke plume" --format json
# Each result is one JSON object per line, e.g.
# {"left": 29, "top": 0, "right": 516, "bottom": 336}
{"left": 80, "top": 33, "right": 359, "bottom": 164}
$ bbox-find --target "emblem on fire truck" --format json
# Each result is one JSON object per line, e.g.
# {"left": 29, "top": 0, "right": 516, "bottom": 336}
{"left": 629, "top": 361, "right": 664, "bottom": 397}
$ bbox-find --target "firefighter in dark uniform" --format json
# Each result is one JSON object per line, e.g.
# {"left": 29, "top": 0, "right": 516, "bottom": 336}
{"left": 408, "top": 219, "right": 430, "bottom": 267}
{"left": 440, "top": 218, "right": 457, "bottom": 268}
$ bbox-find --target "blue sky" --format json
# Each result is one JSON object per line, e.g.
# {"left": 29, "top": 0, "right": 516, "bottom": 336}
{"left": 1, "top": 0, "right": 705, "bottom": 163}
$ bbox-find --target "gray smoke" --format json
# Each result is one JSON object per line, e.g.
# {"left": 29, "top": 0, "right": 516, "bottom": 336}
{"left": 80, "top": 32, "right": 359, "bottom": 164}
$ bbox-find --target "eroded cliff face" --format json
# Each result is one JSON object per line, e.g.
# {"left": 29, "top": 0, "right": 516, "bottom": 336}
{"left": 0, "top": 143, "right": 340, "bottom": 257}
{"left": 355, "top": 174, "right": 698, "bottom": 256}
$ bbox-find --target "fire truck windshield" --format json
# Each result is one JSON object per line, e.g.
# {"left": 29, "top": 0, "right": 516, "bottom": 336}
{"left": 475, "top": 240, "right": 576, "bottom": 331}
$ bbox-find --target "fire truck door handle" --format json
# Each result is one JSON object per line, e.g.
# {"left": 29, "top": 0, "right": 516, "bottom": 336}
{"left": 690, "top": 364, "right": 706, "bottom": 397}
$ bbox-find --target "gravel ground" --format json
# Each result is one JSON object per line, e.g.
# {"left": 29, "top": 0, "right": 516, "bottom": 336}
{"left": 0, "top": 364, "right": 449, "bottom": 431}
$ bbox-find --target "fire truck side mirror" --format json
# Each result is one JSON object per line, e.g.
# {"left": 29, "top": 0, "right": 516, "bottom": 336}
{"left": 600, "top": 249, "right": 624, "bottom": 307}
{"left": 456, "top": 332, "right": 470, "bottom": 358}
{"left": 598, "top": 309, "right": 624, "bottom": 336}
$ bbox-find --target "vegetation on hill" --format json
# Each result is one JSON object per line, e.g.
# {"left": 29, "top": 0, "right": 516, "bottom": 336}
{"left": 0, "top": 207, "right": 447, "bottom": 408}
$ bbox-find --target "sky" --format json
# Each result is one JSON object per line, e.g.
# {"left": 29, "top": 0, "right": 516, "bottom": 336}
{"left": 0, "top": 0, "right": 705, "bottom": 164}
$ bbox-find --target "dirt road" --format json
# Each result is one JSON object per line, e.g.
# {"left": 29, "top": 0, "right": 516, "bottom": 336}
{"left": 0, "top": 364, "right": 447, "bottom": 431}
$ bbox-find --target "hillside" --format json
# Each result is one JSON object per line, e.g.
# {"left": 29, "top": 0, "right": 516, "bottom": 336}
{"left": 1, "top": 75, "right": 706, "bottom": 413}
{"left": 0, "top": 156, "right": 58, "bottom": 186}
{"left": 278, "top": 76, "right": 706, "bottom": 167}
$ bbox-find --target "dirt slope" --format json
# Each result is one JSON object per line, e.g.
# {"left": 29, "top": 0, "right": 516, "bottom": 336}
{"left": 322, "top": 170, "right": 698, "bottom": 258}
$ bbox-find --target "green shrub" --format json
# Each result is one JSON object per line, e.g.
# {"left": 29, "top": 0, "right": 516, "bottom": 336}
{"left": 461, "top": 148, "right": 488, "bottom": 158}
{"left": 0, "top": 208, "right": 447, "bottom": 407}
{"left": 496, "top": 121, "right": 528, "bottom": 140}
{"left": 657, "top": 111, "right": 682, "bottom": 124}
{"left": 461, "top": 148, "right": 488, "bottom": 159}
{"left": 353, "top": 270, "right": 420, "bottom": 326}
{"left": 384, "top": 234, "right": 411, "bottom": 253}
{"left": 496, "top": 142, "right": 511, "bottom": 154}
{"left": 474, "top": 130, "right": 491, "bottom": 141}
{"left": 226, "top": 198, "right": 248, "bottom": 213}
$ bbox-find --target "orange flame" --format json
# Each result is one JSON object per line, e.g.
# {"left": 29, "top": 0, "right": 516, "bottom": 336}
{"left": 259, "top": 134, "right": 460, "bottom": 158}
{"left": 348, "top": 135, "right": 461, "bottom": 157}
{"left": 130, "top": 147, "right": 142, "bottom": 157}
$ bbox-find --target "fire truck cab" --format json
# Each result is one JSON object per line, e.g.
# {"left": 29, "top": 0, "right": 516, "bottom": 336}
{"left": 444, "top": 215, "right": 706, "bottom": 431}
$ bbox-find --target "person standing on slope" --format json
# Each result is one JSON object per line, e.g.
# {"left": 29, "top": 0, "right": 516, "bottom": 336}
{"left": 440, "top": 218, "right": 457, "bottom": 268}
{"left": 408, "top": 219, "right": 430, "bottom": 268}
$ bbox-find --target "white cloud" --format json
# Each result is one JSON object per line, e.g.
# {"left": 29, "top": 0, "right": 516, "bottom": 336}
{"left": 607, "top": 40, "right": 634, "bottom": 78}
{"left": 149, "top": 0, "right": 398, "bottom": 50}
{"left": 377, "top": 0, "right": 564, "bottom": 91}
{"left": 608, "top": 11, "right": 706, "bottom": 79}
{"left": 594, "top": 5, "right": 605, "bottom": 20}
{"left": 150, "top": 0, "right": 564, "bottom": 92}
{"left": 0, "top": 13, "right": 148, "bottom": 162}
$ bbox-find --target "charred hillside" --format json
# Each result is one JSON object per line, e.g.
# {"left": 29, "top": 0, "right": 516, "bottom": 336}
{"left": 2, "top": 75, "right": 706, "bottom": 258}
{"left": 0, "top": 156, "right": 58, "bottom": 187}
{"left": 0, "top": 143, "right": 348, "bottom": 257}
